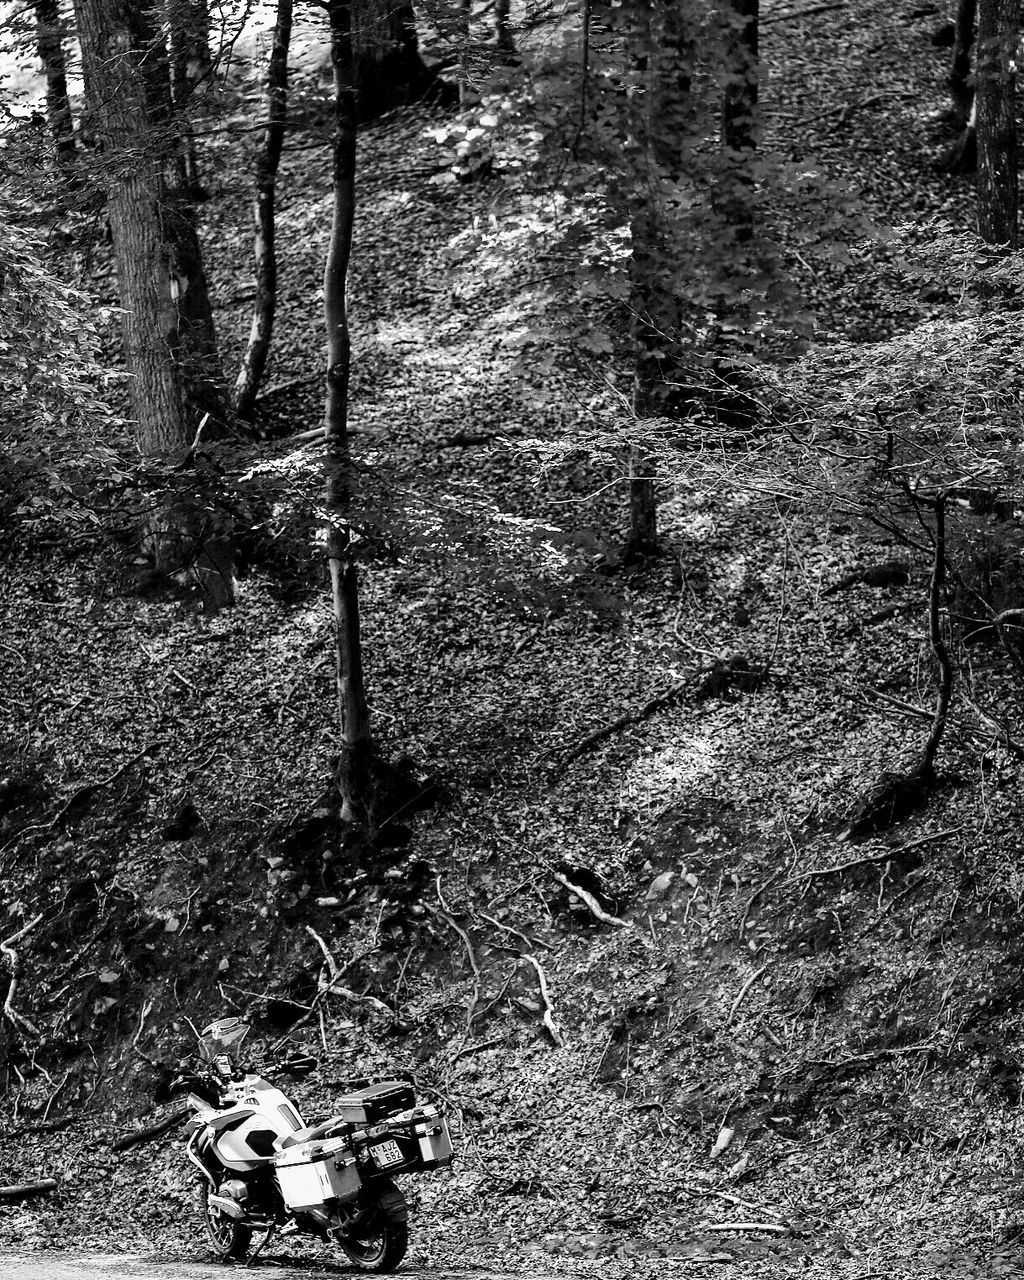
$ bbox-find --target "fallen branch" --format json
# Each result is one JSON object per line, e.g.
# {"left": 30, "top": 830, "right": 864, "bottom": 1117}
{"left": 552, "top": 683, "right": 686, "bottom": 777}
{"left": 0, "top": 1179, "right": 58, "bottom": 1200}
{"left": 726, "top": 963, "right": 771, "bottom": 1024}
{"left": 700, "top": 1221, "right": 790, "bottom": 1235}
{"left": 257, "top": 372, "right": 322, "bottom": 402}
{"left": 427, "top": 885, "right": 483, "bottom": 1027}
{"left": 1, "top": 913, "right": 44, "bottom": 1038}
{"left": 522, "top": 953, "right": 563, "bottom": 1047}
{"left": 553, "top": 872, "right": 630, "bottom": 928}
{"left": 962, "top": 694, "right": 1024, "bottom": 760}
{"left": 786, "top": 827, "right": 961, "bottom": 885}
{"left": 762, "top": 1, "right": 845, "bottom": 24}
{"left": 110, "top": 1106, "right": 189, "bottom": 1152}
{"left": 450, "top": 1034, "right": 510, "bottom": 1063}
{"left": 737, "top": 869, "right": 786, "bottom": 941}
{"left": 680, "top": 1185, "right": 786, "bottom": 1218}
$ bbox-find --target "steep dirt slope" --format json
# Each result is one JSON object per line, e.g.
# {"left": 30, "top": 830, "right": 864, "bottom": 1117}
{"left": 2, "top": 3, "right": 1023, "bottom": 1279}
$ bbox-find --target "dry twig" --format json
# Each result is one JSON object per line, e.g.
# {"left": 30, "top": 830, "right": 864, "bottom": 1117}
{"left": 726, "top": 963, "right": 771, "bottom": 1025}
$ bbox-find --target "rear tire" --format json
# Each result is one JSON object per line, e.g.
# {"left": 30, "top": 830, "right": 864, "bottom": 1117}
{"left": 200, "top": 1179, "right": 253, "bottom": 1262}
{"left": 333, "top": 1182, "right": 408, "bottom": 1272}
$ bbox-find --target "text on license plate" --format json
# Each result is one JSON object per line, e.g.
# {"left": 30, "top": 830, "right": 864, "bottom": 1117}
{"left": 372, "top": 1140, "right": 404, "bottom": 1168}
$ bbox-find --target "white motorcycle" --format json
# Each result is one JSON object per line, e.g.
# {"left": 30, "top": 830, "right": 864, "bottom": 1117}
{"left": 179, "top": 1017, "right": 453, "bottom": 1272}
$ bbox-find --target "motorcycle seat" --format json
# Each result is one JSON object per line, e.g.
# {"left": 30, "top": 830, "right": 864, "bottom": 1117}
{"left": 279, "top": 1118, "right": 345, "bottom": 1148}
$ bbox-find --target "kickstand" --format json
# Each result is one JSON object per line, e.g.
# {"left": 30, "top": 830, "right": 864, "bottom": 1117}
{"left": 246, "top": 1224, "right": 275, "bottom": 1267}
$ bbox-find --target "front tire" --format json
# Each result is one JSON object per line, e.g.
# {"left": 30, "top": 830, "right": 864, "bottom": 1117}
{"left": 333, "top": 1182, "right": 409, "bottom": 1273}
{"left": 200, "top": 1179, "right": 253, "bottom": 1262}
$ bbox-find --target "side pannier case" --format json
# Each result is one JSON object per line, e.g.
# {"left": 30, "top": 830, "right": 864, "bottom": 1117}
{"left": 274, "top": 1137, "right": 361, "bottom": 1212}
{"left": 409, "top": 1105, "right": 453, "bottom": 1170}
{"left": 364, "top": 1105, "right": 453, "bottom": 1175}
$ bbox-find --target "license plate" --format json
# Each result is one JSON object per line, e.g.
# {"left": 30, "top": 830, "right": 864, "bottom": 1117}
{"left": 371, "top": 1139, "right": 404, "bottom": 1169}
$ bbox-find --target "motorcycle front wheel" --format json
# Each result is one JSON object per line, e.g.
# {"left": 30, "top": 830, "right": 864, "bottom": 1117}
{"left": 200, "top": 1180, "right": 253, "bottom": 1262}
{"left": 333, "top": 1182, "right": 408, "bottom": 1273}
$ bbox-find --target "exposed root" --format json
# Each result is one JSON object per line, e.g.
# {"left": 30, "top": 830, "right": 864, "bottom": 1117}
{"left": 1, "top": 913, "right": 44, "bottom": 1040}
{"left": 553, "top": 871, "right": 630, "bottom": 929}
{"left": 522, "top": 954, "right": 563, "bottom": 1047}
{"left": 428, "top": 881, "right": 482, "bottom": 1027}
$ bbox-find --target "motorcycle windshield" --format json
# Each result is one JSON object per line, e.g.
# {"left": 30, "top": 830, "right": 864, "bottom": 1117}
{"left": 198, "top": 1017, "right": 250, "bottom": 1063}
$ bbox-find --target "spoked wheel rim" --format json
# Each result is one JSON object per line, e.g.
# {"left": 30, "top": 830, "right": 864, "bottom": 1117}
{"left": 341, "top": 1230, "right": 389, "bottom": 1267}
{"left": 332, "top": 1214, "right": 408, "bottom": 1272}
{"left": 200, "top": 1180, "right": 252, "bottom": 1261}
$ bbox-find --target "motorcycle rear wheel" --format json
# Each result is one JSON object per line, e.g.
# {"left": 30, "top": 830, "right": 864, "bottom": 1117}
{"left": 333, "top": 1185, "right": 408, "bottom": 1273}
{"left": 200, "top": 1180, "right": 253, "bottom": 1262}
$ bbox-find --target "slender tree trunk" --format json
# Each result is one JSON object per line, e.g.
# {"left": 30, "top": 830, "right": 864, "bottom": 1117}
{"left": 34, "top": 0, "right": 75, "bottom": 165}
{"left": 624, "top": 1, "right": 693, "bottom": 559}
{"left": 495, "top": 0, "right": 516, "bottom": 57}
{"left": 721, "top": 0, "right": 758, "bottom": 247}
{"left": 457, "top": 0, "right": 472, "bottom": 104}
{"left": 73, "top": 0, "right": 233, "bottom": 600}
{"left": 949, "top": 0, "right": 978, "bottom": 122}
{"left": 167, "top": 0, "right": 212, "bottom": 197}
{"left": 976, "top": 0, "right": 1018, "bottom": 246}
{"left": 326, "top": 0, "right": 373, "bottom": 823}
{"left": 234, "top": 0, "right": 292, "bottom": 419}
{"left": 721, "top": 0, "right": 759, "bottom": 155}
{"left": 922, "top": 496, "right": 953, "bottom": 776}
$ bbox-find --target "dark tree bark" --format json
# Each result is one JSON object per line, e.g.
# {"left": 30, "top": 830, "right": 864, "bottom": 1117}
{"left": 34, "top": 0, "right": 76, "bottom": 165}
{"left": 949, "top": 0, "right": 977, "bottom": 123}
{"left": 167, "top": 0, "right": 212, "bottom": 196}
{"left": 495, "top": 0, "right": 516, "bottom": 57}
{"left": 625, "top": 1, "right": 694, "bottom": 559}
{"left": 234, "top": 0, "right": 292, "bottom": 419}
{"left": 721, "top": 0, "right": 759, "bottom": 248}
{"left": 326, "top": 0, "right": 373, "bottom": 823}
{"left": 721, "top": 0, "right": 759, "bottom": 156}
{"left": 353, "top": 0, "right": 438, "bottom": 118}
{"left": 72, "top": 0, "right": 233, "bottom": 599}
{"left": 976, "top": 0, "right": 1018, "bottom": 245}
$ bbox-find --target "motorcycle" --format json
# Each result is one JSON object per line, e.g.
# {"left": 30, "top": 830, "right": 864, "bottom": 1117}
{"left": 178, "top": 1016, "right": 453, "bottom": 1272}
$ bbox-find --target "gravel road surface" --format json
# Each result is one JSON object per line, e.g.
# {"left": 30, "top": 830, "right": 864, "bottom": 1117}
{"left": 0, "top": 1257, "right": 530, "bottom": 1280}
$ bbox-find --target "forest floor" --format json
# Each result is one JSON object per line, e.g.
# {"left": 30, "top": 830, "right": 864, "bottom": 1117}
{"left": 4, "top": 1, "right": 1024, "bottom": 1279}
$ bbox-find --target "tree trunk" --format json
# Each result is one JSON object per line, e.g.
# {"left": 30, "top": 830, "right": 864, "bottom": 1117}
{"left": 167, "top": 0, "right": 212, "bottom": 196}
{"left": 720, "top": 0, "right": 758, "bottom": 248}
{"left": 353, "top": 0, "right": 436, "bottom": 118}
{"left": 234, "top": 0, "right": 292, "bottom": 420}
{"left": 495, "top": 0, "right": 516, "bottom": 57}
{"left": 976, "top": 0, "right": 1018, "bottom": 246}
{"left": 949, "top": 0, "right": 977, "bottom": 122}
{"left": 721, "top": 0, "right": 759, "bottom": 156}
{"left": 624, "top": 1, "right": 694, "bottom": 559}
{"left": 326, "top": 0, "right": 374, "bottom": 824}
{"left": 34, "top": 0, "right": 76, "bottom": 165}
{"left": 72, "top": 0, "right": 233, "bottom": 600}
